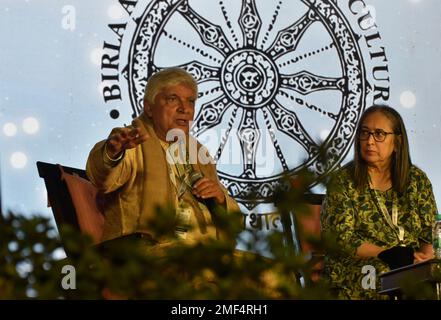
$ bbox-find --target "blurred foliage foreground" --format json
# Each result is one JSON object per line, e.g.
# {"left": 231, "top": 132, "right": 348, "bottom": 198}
{"left": 0, "top": 173, "right": 334, "bottom": 300}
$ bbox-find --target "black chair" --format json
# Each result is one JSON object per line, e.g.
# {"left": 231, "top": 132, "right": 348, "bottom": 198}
{"left": 36, "top": 161, "right": 105, "bottom": 251}
{"left": 37, "top": 161, "right": 87, "bottom": 231}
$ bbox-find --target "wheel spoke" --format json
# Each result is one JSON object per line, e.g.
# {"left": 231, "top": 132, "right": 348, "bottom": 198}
{"left": 198, "top": 86, "right": 222, "bottom": 99}
{"left": 214, "top": 105, "right": 239, "bottom": 162}
{"left": 278, "top": 43, "right": 335, "bottom": 68}
{"left": 266, "top": 9, "right": 318, "bottom": 60}
{"left": 264, "top": 101, "right": 319, "bottom": 155}
{"left": 278, "top": 90, "right": 338, "bottom": 121}
{"left": 162, "top": 30, "right": 223, "bottom": 64}
{"left": 172, "top": 60, "right": 221, "bottom": 83}
{"left": 262, "top": 109, "right": 289, "bottom": 171}
{"left": 238, "top": 0, "right": 262, "bottom": 48}
{"left": 178, "top": 0, "right": 234, "bottom": 57}
{"left": 281, "top": 71, "right": 345, "bottom": 95}
{"left": 191, "top": 94, "right": 232, "bottom": 136}
{"left": 236, "top": 109, "right": 260, "bottom": 178}
{"left": 260, "top": 0, "right": 283, "bottom": 49}
{"left": 218, "top": 0, "right": 241, "bottom": 48}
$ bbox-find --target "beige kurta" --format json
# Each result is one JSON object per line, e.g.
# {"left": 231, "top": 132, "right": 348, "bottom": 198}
{"left": 86, "top": 112, "right": 240, "bottom": 243}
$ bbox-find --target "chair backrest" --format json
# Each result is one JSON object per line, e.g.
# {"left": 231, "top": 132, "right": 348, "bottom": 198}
{"left": 36, "top": 161, "right": 104, "bottom": 246}
{"left": 293, "top": 193, "right": 323, "bottom": 255}
{"left": 282, "top": 193, "right": 324, "bottom": 284}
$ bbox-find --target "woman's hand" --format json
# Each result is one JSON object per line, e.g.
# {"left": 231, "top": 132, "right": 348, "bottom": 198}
{"left": 414, "top": 251, "right": 433, "bottom": 263}
{"left": 414, "top": 243, "right": 434, "bottom": 263}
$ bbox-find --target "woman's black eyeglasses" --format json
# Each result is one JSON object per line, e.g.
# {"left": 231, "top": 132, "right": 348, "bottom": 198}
{"left": 359, "top": 129, "right": 396, "bottom": 142}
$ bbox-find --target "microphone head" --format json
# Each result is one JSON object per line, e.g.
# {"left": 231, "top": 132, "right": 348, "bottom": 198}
{"left": 189, "top": 171, "right": 203, "bottom": 186}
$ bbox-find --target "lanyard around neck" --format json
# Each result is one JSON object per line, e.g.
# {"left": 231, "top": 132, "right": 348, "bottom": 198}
{"left": 368, "top": 180, "right": 404, "bottom": 242}
{"left": 160, "top": 140, "right": 193, "bottom": 199}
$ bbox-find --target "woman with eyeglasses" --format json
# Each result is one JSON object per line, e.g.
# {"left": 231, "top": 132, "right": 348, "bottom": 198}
{"left": 321, "top": 105, "right": 437, "bottom": 299}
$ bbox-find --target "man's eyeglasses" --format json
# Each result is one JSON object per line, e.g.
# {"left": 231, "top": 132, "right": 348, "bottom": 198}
{"left": 358, "top": 129, "right": 396, "bottom": 142}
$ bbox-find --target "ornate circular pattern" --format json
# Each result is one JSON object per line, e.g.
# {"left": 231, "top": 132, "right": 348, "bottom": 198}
{"left": 127, "top": 0, "right": 367, "bottom": 208}
{"left": 221, "top": 49, "right": 279, "bottom": 108}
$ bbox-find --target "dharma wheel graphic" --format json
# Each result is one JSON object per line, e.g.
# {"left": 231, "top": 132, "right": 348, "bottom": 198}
{"left": 127, "top": 0, "right": 367, "bottom": 209}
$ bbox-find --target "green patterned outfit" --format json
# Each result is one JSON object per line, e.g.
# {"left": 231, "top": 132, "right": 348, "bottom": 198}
{"left": 321, "top": 165, "right": 437, "bottom": 299}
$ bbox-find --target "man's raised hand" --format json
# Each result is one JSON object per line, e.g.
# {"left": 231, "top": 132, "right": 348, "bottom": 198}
{"left": 105, "top": 125, "right": 149, "bottom": 159}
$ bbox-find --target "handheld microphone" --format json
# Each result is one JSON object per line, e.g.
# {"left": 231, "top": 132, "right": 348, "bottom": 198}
{"left": 189, "top": 171, "right": 217, "bottom": 214}
{"left": 189, "top": 171, "right": 204, "bottom": 187}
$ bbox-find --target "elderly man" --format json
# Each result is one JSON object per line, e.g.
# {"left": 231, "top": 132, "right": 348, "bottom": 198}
{"left": 86, "top": 67, "right": 240, "bottom": 245}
